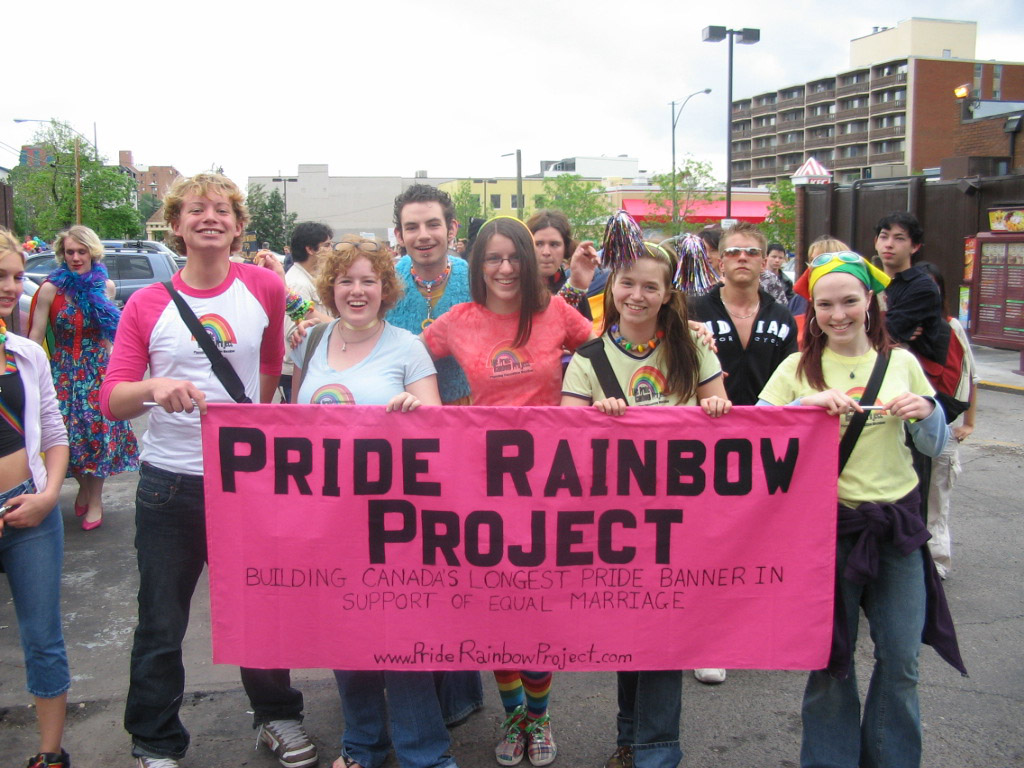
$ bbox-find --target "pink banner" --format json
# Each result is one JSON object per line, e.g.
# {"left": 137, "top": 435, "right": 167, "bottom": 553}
{"left": 201, "top": 404, "right": 838, "bottom": 671}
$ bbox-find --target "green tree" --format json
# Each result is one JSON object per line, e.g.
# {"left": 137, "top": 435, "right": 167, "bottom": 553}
{"left": 246, "top": 184, "right": 297, "bottom": 253}
{"left": 760, "top": 179, "right": 796, "bottom": 251}
{"left": 9, "top": 120, "right": 141, "bottom": 239}
{"left": 532, "top": 174, "right": 611, "bottom": 240}
{"left": 138, "top": 192, "right": 162, "bottom": 229}
{"left": 645, "top": 157, "right": 718, "bottom": 238}
{"left": 451, "top": 180, "right": 483, "bottom": 234}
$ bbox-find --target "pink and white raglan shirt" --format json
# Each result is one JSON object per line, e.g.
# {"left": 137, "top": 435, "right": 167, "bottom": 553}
{"left": 100, "top": 262, "right": 284, "bottom": 475}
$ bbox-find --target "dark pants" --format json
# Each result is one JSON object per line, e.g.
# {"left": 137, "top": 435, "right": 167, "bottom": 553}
{"left": 124, "top": 463, "right": 303, "bottom": 760}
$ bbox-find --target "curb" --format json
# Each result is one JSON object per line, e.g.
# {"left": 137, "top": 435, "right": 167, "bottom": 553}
{"left": 978, "top": 380, "right": 1024, "bottom": 396}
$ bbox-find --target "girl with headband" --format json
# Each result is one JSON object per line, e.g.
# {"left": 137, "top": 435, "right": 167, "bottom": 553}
{"left": 421, "top": 216, "right": 594, "bottom": 767}
{"left": 759, "top": 250, "right": 963, "bottom": 768}
{"left": 560, "top": 240, "right": 730, "bottom": 768}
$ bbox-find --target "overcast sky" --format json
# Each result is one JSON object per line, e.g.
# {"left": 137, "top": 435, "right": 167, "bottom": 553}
{"left": 4, "top": 0, "right": 1022, "bottom": 192}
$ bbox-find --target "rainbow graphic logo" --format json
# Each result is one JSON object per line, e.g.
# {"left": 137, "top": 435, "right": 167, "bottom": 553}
{"left": 311, "top": 384, "right": 355, "bottom": 405}
{"left": 490, "top": 346, "right": 532, "bottom": 378}
{"left": 845, "top": 386, "right": 881, "bottom": 406}
{"left": 195, "top": 314, "right": 237, "bottom": 349}
{"left": 629, "top": 366, "right": 668, "bottom": 404}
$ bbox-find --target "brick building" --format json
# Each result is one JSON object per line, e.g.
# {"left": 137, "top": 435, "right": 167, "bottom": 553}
{"left": 731, "top": 18, "right": 1024, "bottom": 186}
{"left": 118, "top": 150, "right": 181, "bottom": 201}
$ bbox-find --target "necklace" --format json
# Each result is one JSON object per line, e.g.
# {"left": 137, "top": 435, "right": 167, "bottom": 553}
{"left": 338, "top": 319, "right": 383, "bottom": 352}
{"left": 610, "top": 324, "right": 664, "bottom": 354}
{"left": 830, "top": 347, "right": 873, "bottom": 379}
{"left": 0, "top": 317, "right": 6, "bottom": 346}
{"left": 411, "top": 262, "right": 451, "bottom": 329}
{"left": 723, "top": 300, "right": 760, "bottom": 320}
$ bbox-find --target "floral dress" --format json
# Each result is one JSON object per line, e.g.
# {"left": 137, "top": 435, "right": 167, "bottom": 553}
{"left": 50, "top": 290, "right": 139, "bottom": 478}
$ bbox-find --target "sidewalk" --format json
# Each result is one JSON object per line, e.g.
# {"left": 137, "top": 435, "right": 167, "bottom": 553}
{"left": 973, "top": 344, "right": 1024, "bottom": 395}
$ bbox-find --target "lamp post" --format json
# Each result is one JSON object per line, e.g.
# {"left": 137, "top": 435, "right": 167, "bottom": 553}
{"left": 670, "top": 88, "right": 711, "bottom": 228}
{"left": 14, "top": 118, "right": 98, "bottom": 225}
{"left": 702, "top": 26, "right": 760, "bottom": 220}
{"left": 501, "top": 150, "right": 524, "bottom": 219}
{"left": 271, "top": 174, "right": 299, "bottom": 216}
{"left": 473, "top": 178, "right": 498, "bottom": 218}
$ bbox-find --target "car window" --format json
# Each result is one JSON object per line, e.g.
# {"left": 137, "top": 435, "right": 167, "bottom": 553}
{"left": 115, "top": 254, "right": 155, "bottom": 280}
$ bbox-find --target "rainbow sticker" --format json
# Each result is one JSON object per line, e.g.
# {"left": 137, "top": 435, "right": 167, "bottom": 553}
{"left": 196, "top": 314, "right": 237, "bottom": 347}
{"left": 629, "top": 366, "right": 668, "bottom": 405}
{"left": 311, "top": 384, "right": 355, "bottom": 405}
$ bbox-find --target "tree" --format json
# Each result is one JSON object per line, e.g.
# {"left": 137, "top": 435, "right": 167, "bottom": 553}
{"left": 760, "top": 179, "right": 796, "bottom": 252}
{"left": 137, "top": 192, "right": 162, "bottom": 232}
{"left": 532, "top": 174, "right": 611, "bottom": 240}
{"left": 9, "top": 120, "right": 141, "bottom": 239}
{"left": 246, "top": 184, "right": 296, "bottom": 253}
{"left": 451, "top": 180, "right": 483, "bottom": 234}
{"left": 645, "top": 157, "right": 718, "bottom": 238}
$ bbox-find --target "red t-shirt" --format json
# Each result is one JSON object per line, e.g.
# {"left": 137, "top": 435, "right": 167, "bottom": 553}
{"left": 422, "top": 297, "right": 591, "bottom": 406}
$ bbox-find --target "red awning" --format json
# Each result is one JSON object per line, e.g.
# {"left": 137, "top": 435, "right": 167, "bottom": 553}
{"left": 621, "top": 198, "right": 769, "bottom": 223}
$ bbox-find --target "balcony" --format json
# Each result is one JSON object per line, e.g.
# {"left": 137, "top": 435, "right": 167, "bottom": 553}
{"left": 731, "top": 105, "right": 752, "bottom": 120}
{"left": 777, "top": 95, "right": 804, "bottom": 110}
{"left": 751, "top": 101, "right": 778, "bottom": 117}
{"left": 836, "top": 81, "right": 869, "bottom": 97}
{"left": 805, "top": 112, "right": 836, "bottom": 127}
{"left": 778, "top": 137, "right": 805, "bottom": 151}
{"left": 869, "top": 124, "right": 906, "bottom": 140}
{"left": 777, "top": 116, "right": 805, "bottom": 130}
{"left": 871, "top": 72, "right": 907, "bottom": 90}
{"left": 870, "top": 99, "right": 906, "bottom": 116}
{"left": 835, "top": 106, "right": 869, "bottom": 120}
{"left": 805, "top": 134, "right": 835, "bottom": 149}
{"left": 869, "top": 150, "right": 906, "bottom": 164}
{"left": 730, "top": 127, "right": 752, "bottom": 139}
{"left": 751, "top": 143, "right": 777, "bottom": 158}
{"left": 732, "top": 166, "right": 753, "bottom": 180}
{"left": 751, "top": 122, "right": 777, "bottom": 137}
{"left": 833, "top": 154, "right": 868, "bottom": 169}
{"left": 778, "top": 160, "right": 803, "bottom": 174}
{"left": 732, "top": 149, "right": 752, "bottom": 160}
{"left": 806, "top": 88, "right": 836, "bottom": 105}
{"left": 834, "top": 130, "right": 868, "bottom": 146}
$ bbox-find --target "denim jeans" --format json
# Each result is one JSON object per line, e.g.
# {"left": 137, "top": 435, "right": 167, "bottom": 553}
{"left": 616, "top": 671, "right": 683, "bottom": 768}
{"left": 800, "top": 534, "right": 925, "bottom": 768}
{"left": 334, "top": 669, "right": 457, "bottom": 768}
{"left": 436, "top": 671, "right": 483, "bottom": 725}
{"left": 125, "top": 463, "right": 304, "bottom": 760}
{"left": 0, "top": 488, "right": 69, "bottom": 699}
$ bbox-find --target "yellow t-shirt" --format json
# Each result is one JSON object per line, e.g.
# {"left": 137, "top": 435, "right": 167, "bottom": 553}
{"left": 562, "top": 331, "right": 722, "bottom": 407}
{"left": 758, "top": 347, "right": 934, "bottom": 507}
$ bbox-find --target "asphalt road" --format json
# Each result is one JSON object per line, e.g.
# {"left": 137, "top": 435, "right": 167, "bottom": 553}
{"left": 2, "top": 389, "right": 1022, "bottom": 767}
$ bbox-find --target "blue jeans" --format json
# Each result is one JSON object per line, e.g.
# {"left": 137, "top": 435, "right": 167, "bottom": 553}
{"left": 436, "top": 671, "right": 483, "bottom": 725}
{"left": 616, "top": 671, "right": 683, "bottom": 768}
{"left": 125, "top": 463, "right": 304, "bottom": 760}
{"left": 801, "top": 535, "right": 925, "bottom": 768}
{"left": 0, "top": 483, "right": 69, "bottom": 699}
{"left": 334, "top": 670, "right": 457, "bottom": 768}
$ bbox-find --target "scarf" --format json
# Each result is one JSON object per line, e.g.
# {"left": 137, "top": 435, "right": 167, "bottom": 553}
{"left": 46, "top": 262, "right": 121, "bottom": 343}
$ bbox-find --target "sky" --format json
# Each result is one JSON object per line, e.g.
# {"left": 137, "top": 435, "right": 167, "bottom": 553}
{"left": 3, "top": 0, "right": 1023, "bottom": 194}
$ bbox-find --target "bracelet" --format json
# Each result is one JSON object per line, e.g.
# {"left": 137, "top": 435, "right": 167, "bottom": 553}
{"left": 285, "top": 292, "right": 314, "bottom": 323}
{"left": 558, "top": 282, "right": 587, "bottom": 308}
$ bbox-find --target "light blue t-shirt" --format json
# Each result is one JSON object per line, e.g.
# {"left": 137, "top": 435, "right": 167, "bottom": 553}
{"left": 291, "top": 320, "right": 436, "bottom": 405}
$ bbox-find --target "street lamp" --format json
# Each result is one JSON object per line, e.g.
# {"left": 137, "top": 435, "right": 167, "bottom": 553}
{"left": 472, "top": 178, "right": 498, "bottom": 218}
{"left": 702, "top": 26, "right": 760, "bottom": 220}
{"left": 14, "top": 118, "right": 99, "bottom": 225}
{"left": 271, "top": 174, "right": 299, "bottom": 216}
{"left": 501, "top": 150, "right": 524, "bottom": 219}
{"left": 670, "top": 88, "right": 711, "bottom": 227}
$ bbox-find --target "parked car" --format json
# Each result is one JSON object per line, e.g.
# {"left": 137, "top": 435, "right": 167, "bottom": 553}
{"left": 25, "top": 240, "right": 180, "bottom": 307}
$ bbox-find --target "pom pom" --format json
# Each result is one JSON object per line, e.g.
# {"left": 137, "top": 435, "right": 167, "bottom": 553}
{"left": 285, "top": 292, "right": 314, "bottom": 323}
{"left": 672, "top": 233, "right": 720, "bottom": 296}
{"left": 600, "top": 210, "right": 646, "bottom": 270}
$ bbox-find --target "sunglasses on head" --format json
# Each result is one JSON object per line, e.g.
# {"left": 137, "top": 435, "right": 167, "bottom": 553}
{"left": 809, "top": 251, "right": 862, "bottom": 268}
{"left": 335, "top": 240, "right": 381, "bottom": 253}
{"left": 722, "top": 246, "right": 763, "bottom": 258}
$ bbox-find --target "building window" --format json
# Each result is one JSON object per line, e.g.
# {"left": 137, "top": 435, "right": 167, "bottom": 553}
{"left": 490, "top": 194, "right": 501, "bottom": 210}
{"left": 510, "top": 195, "right": 523, "bottom": 210}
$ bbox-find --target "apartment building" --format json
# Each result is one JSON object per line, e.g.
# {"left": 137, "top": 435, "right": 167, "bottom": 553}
{"left": 731, "top": 18, "right": 1024, "bottom": 186}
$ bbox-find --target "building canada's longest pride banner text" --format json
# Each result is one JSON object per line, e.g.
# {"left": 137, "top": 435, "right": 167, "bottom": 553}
{"left": 201, "top": 404, "right": 839, "bottom": 672}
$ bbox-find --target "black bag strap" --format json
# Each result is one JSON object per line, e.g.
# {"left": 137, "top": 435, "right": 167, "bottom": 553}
{"left": 576, "top": 337, "right": 627, "bottom": 401}
{"left": 162, "top": 281, "right": 251, "bottom": 404}
{"left": 838, "top": 349, "right": 889, "bottom": 472}
{"left": 295, "top": 322, "right": 331, "bottom": 400}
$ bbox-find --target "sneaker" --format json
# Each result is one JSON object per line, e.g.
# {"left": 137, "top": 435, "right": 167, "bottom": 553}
{"left": 604, "top": 745, "right": 633, "bottom": 768}
{"left": 495, "top": 705, "right": 527, "bottom": 766}
{"left": 694, "top": 668, "right": 726, "bottom": 684}
{"left": 135, "top": 759, "right": 179, "bottom": 768}
{"left": 525, "top": 715, "right": 556, "bottom": 767}
{"left": 257, "top": 719, "right": 319, "bottom": 768}
{"left": 25, "top": 751, "right": 70, "bottom": 768}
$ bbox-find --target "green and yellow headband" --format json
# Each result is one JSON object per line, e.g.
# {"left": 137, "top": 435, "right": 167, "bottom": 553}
{"left": 793, "top": 250, "right": 890, "bottom": 299}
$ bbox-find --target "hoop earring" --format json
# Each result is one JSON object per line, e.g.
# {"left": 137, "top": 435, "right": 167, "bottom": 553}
{"left": 864, "top": 312, "right": 870, "bottom": 332}
{"left": 809, "top": 315, "right": 824, "bottom": 338}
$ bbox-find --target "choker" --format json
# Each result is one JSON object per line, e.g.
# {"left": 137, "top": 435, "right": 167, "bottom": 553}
{"left": 341, "top": 318, "right": 380, "bottom": 332}
{"left": 338, "top": 320, "right": 384, "bottom": 352}
{"left": 610, "top": 324, "right": 664, "bottom": 354}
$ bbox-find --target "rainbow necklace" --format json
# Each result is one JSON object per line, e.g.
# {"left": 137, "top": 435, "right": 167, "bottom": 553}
{"left": 0, "top": 317, "right": 6, "bottom": 346}
{"left": 411, "top": 262, "right": 452, "bottom": 329}
{"left": 610, "top": 324, "right": 664, "bottom": 354}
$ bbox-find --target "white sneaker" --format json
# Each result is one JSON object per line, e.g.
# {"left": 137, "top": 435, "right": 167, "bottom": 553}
{"left": 257, "top": 719, "right": 319, "bottom": 768}
{"left": 694, "top": 668, "right": 727, "bottom": 684}
{"left": 136, "top": 758, "right": 180, "bottom": 768}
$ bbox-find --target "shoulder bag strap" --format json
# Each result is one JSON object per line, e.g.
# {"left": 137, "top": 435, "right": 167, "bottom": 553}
{"left": 576, "top": 337, "right": 628, "bottom": 401}
{"left": 162, "top": 281, "right": 251, "bottom": 404}
{"left": 838, "top": 349, "right": 889, "bottom": 472}
{"left": 295, "top": 322, "right": 331, "bottom": 400}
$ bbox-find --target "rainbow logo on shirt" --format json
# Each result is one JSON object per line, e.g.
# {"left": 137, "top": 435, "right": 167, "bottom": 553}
{"left": 629, "top": 366, "right": 668, "bottom": 405}
{"left": 195, "top": 314, "right": 237, "bottom": 350}
{"left": 845, "top": 386, "right": 881, "bottom": 406}
{"left": 490, "top": 346, "right": 533, "bottom": 378}
{"left": 311, "top": 384, "right": 355, "bottom": 405}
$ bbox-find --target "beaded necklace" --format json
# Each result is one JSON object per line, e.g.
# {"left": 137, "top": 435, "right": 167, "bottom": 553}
{"left": 610, "top": 324, "right": 664, "bottom": 354}
{"left": 411, "top": 262, "right": 452, "bottom": 329}
{"left": 0, "top": 317, "right": 6, "bottom": 346}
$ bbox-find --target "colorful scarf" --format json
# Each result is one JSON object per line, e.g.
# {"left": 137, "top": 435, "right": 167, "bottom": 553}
{"left": 46, "top": 262, "right": 121, "bottom": 343}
